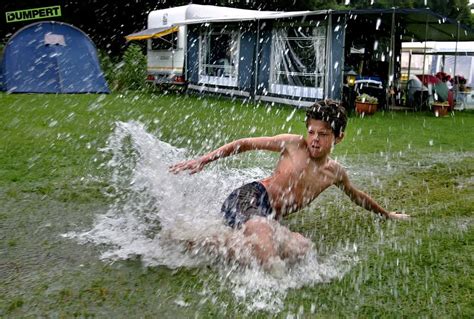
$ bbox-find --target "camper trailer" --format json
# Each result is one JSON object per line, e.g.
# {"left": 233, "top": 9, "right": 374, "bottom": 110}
{"left": 125, "top": 6, "right": 189, "bottom": 86}
{"left": 126, "top": 5, "right": 288, "bottom": 88}
{"left": 145, "top": 7, "right": 187, "bottom": 86}
{"left": 126, "top": 5, "right": 474, "bottom": 108}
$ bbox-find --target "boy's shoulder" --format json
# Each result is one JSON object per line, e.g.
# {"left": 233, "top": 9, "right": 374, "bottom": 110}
{"left": 272, "top": 133, "right": 306, "bottom": 146}
{"left": 275, "top": 133, "right": 305, "bottom": 140}
{"left": 326, "top": 157, "right": 349, "bottom": 181}
{"left": 328, "top": 157, "right": 346, "bottom": 169}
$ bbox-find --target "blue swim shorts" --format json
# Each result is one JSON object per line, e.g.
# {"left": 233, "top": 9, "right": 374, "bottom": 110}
{"left": 221, "top": 181, "right": 273, "bottom": 228}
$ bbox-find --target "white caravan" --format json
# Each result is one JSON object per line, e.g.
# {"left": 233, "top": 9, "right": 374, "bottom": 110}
{"left": 126, "top": 4, "right": 293, "bottom": 87}
{"left": 138, "top": 6, "right": 188, "bottom": 86}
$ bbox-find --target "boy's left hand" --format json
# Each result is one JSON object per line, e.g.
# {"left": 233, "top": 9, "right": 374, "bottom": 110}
{"left": 169, "top": 158, "right": 205, "bottom": 174}
{"left": 387, "top": 211, "right": 410, "bottom": 220}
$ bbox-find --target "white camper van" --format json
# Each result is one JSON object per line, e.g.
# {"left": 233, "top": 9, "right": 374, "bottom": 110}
{"left": 125, "top": 6, "right": 194, "bottom": 86}
{"left": 145, "top": 7, "right": 187, "bottom": 86}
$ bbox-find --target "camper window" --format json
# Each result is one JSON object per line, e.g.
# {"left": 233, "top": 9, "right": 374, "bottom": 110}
{"left": 269, "top": 25, "right": 326, "bottom": 98}
{"left": 151, "top": 33, "right": 177, "bottom": 51}
{"left": 199, "top": 29, "right": 239, "bottom": 86}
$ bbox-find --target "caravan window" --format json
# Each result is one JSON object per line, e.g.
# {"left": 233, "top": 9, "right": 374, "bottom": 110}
{"left": 199, "top": 29, "right": 239, "bottom": 86}
{"left": 270, "top": 25, "right": 326, "bottom": 98}
{"left": 150, "top": 33, "right": 177, "bottom": 50}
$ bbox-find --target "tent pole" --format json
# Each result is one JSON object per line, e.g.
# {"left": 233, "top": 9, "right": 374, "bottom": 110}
{"left": 420, "top": 15, "right": 429, "bottom": 111}
{"left": 253, "top": 19, "right": 260, "bottom": 100}
{"left": 341, "top": 13, "right": 347, "bottom": 105}
{"left": 453, "top": 21, "right": 460, "bottom": 106}
{"left": 325, "top": 11, "right": 332, "bottom": 100}
{"left": 183, "top": 25, "right": 188, "bottom": 83}
{"left": 389, "top": 8, "right": 396, "bottom": 109}
{"left": 407, "top": 50, "right": 412, "bottom": 81}
{"left": 406, "top": 49, "right": 412, "bottom": 106}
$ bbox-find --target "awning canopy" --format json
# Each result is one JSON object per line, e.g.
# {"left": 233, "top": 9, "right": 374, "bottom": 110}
{"left": 126, "top": 7, "right": 474, "bottom": 43}
{"left": 333, "top": 8, "right": 474, "bottom": 42}
{"left": 175, "top": 7, "right": 474, "bottom": 42}
{"left": 394, "top": 8, "right": 474, "bottom": 42}
{"left": 125, "top": 26, "right": 178, "bottom": 41}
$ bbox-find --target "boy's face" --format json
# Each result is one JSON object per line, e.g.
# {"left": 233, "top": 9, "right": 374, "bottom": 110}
{"left": 305, "top": 119, "right": 344, "bottom": 159}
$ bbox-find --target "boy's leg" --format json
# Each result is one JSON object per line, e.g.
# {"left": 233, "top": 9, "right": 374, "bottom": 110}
{"left": 278, "top": 229, "right": 312, "bottom": 262}
{"left": 242, "top": 217, "right": 278, "bottom": 265}
{"left": 240, "top": 217, "right": 312, "bottom": 270}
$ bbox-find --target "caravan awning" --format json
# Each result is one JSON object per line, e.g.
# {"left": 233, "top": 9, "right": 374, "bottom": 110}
{"left": 332, "top": 8, "right": 474, "bottom": 42}
{"left": 125, "top": 26, "right": 179, "bottom": 41}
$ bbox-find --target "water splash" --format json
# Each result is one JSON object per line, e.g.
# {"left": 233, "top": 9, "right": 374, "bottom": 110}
{"left": 64, "top": 121, "right": 357, "bottom": 313}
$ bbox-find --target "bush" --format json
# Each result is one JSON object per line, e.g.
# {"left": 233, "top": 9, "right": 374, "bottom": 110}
{"left": 97, "top": 49, "right": 116, "bottom": 89}
{"left": 115, "top": 44, "right": 147, "bottom": 91}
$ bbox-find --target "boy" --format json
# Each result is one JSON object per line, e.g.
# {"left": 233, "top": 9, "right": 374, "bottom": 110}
{"left": 170, "top": 100, "right": 409, "bottom": 266}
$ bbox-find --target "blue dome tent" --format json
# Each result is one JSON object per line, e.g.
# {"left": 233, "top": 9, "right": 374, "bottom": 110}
{"left": 0, "top": 21, "right": 109, "bottom": 93}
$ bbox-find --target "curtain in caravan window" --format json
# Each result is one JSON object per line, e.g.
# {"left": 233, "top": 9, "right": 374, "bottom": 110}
{"left": 271, "top": 25, "right": 326, "bottom": 97}
{"left": 199, "top": 29, "right": 239, "bottom": 86}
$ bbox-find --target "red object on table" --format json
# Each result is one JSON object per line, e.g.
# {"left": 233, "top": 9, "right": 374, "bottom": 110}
{"left": 416, "top": 74, "right": 441, "bottom": 85}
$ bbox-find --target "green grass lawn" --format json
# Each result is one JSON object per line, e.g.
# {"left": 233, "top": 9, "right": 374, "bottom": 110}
{"left": 1, "top": 92, "right": 473, "bottom": 317}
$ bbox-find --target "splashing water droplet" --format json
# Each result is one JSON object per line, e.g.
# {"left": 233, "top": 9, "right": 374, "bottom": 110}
{"left": 376, "top": 18, "right": 381, "bottom": 30}
{"left": 286, "top": 109, "right": 297, "bottom": 122}
{"left": 373, "top": 40, "right": 378, "bottom": 50}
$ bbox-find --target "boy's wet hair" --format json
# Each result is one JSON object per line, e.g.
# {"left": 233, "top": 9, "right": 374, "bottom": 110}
{"left": 305, "top": 100, "right": 347, "bottom": 138}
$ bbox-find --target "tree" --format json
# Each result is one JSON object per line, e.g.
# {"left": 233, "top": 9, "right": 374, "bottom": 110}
{"left": 304, "top": 0, "right": 473, "bottom": 26}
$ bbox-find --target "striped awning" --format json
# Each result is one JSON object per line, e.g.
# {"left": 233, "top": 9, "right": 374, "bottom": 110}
{"left": 125, "top": 26, "right": 179, "bottom": 41}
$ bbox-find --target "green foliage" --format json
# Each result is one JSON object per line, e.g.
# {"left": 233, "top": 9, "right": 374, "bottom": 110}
{"left": 444, "top": 0, "right": 472, "bottom": 25}
{"left": 115, "top": 43, "right": 147, "bottom": 91}
{"left": 97, "top": 49, "right": 116, "bottom": 90}
{"left": 308, "top": 0, "right": 473, "bottom": 26}
{"left": 310, "top": 0, "right": 347, "bottom": 10}
{"left": 356, "top": 93, "right": 378, "bottom": 104}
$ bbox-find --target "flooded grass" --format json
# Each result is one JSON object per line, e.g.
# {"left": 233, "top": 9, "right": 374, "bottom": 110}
{"left": 1, "top": 92, "right": 473, "bottom": 317}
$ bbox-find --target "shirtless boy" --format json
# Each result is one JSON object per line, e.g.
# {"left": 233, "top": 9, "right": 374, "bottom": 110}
{"left": 170, "top": 100, "right": 409, "bottom": 266}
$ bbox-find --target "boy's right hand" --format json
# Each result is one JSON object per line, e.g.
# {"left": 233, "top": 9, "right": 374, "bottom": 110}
{"left": 169, "top": 159, "right": 205, "bottom": 174}
{"left": 387, "top": 211, "right": 410, "bottom": 220}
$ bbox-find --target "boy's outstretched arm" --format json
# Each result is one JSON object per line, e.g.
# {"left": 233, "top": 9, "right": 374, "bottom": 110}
{"left": 336, "top": 168, "right": 410, "bottom": 220}
{"left": 169, "top": 134, "right": 301, "bottom": 174}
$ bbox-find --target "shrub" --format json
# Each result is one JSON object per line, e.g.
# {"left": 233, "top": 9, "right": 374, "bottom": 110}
{"left": 115, "top": 44, "right": 147, "bottom": 91}
{"left": 97, "top": 49, "right": 116, "bottom": 89}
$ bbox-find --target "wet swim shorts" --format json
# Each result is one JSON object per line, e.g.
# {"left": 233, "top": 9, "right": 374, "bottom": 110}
{"left": 221, "top": 181, "right": 273, "bottom": 228}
